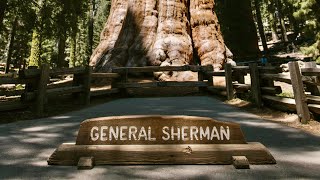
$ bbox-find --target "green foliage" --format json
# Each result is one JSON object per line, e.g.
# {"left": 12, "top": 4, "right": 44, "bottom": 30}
{"left": 28, "top": 30, "right": 41, "bottom": 66}
{"left": 257, "top": 0, "right": 319, "bottom": 59}
{"left": 15, "top": 84, "right": 25, "bottom": 91}
{"left": 277, "top": 92, "right": 294, "bottom": 98}
{"left": 1, "top": 0, "right": 112, "bottom": 70}
{"left": 93, "top": 0, "right": 111, "bottom": 48}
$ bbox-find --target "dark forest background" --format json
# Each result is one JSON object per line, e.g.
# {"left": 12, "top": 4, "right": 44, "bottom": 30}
{"left": 0, "top": 0, "right": 319, "bottom": 73}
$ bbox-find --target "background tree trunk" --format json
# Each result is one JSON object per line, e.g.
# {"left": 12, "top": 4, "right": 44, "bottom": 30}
{"left": 254, "top": 0, "right": 269, "bottom": 55}
{"left": 87, "top": 0, "right": 96, "bottom": 65}
{"left": 90, "top": 0, "right": 230, "bottom": 81}
{"left": 217, "top": 0, "right": 260, "bottom": 58}
{"left": 56, "top": 31, "right": 66, "bottom": 68}
{"left": 0, "top": 0, "right": 7, "bottom": 31}
{"left": 5, "top": 18, "right": 18, "bottom": 73}
{"left": 28, "top": 0, "right": 45, "bottom": 67}
{"left": 276, "top": 0, "right": 288, "bottom": 42}
{"left": 70, "top": 26, "right": 77, "bottom": 67}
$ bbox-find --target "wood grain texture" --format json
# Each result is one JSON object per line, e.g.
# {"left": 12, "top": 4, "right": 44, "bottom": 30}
{"left": 20, "top": 67, "right": 86, "bottom": 78}
{"left": 36, "top": 64, "right": 50, "bottom": 116}
{"left": 76, "top": 115, "right": 246, "bottom": 145}
{"left": 225, "top": 63, "right": 234, "bottom": 100}
{"left": 302, "top": 62, "right": 320, "bottom": 95}
{"left": 90, "top": 88, "right": 119, "bottom": 97}
{"left": 301, "top": 68, "right": 320, "bottom": 76}
{"left": 307, "top": 95, "right": 320, "bottom": 105}
{"left": 112, "top": 65, "right": 203, "bottom": 73}
{"left": 232, "top": 156, "right": 250, "bottom": 169}
{"left": 262, "top": 95, "right": 296, "bottom": 112}
{"left": 250, "top": 63, "right": 262, "bottom": 108}
{"left": 115, "top": 81, "right": 208, "bottom": 88}
{"left": 48, "top": 142, "right": 276, "bottom": 166}
{"left": 91, "top": 73, "right": 120, "bottom": 79}
{"left": 77, "top": 157, "right": 94, "bottom": 170}
{"left": 307, "top": 104, "right": 320, "bottom": 114}
{"left": 261, "top": 86, "right": 282, "bottom": 95}
{"left": 289, "top": 61, "right": 310, "bottom": 124}
{"left": 48, "top": 115, "right": 276, "bottom": 167}
{"left": 260, "top": 74, "right": 292, "bottom": 84}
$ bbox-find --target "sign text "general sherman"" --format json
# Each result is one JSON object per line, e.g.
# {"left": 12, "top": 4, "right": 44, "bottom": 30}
{"left": 90, "top": 126, "right": 230, "bottom": 142}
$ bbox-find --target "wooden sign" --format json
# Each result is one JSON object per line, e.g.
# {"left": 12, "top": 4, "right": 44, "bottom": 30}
{"left": 48, "top": 115, "right": 276, "bottom": 169}
{"left": 76, "top": 116, "right": 246, "bottom": 145}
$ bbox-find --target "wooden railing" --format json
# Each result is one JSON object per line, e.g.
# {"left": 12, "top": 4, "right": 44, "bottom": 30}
{"left": 112, "top": 65, "right": 213, "bottom": 91}
{"left": 1, "top": 62, "right": 320, "bottom": 124}
{"left": 207, "top": 61, "right": 319, "bottom": 124}
{"left": 1, "top": 65, "right": 215, "bottom": 115}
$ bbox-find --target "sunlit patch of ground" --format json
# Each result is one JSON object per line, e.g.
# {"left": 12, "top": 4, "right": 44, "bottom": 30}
{"left": 225, "top": 98, "right": 320, "bottom": 136}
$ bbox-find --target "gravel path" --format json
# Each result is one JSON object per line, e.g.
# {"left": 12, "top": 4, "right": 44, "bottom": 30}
{"left": 0, "top": 96, "right": 319, "bottom": 179}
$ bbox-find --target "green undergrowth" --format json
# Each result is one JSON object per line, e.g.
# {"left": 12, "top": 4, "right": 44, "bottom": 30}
{"left": 276, "top": 92, "right": 294, "bottom": 99}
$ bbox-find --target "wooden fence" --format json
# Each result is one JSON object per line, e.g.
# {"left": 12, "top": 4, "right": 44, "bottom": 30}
{"left": 0, "top": 64, "right": 119, "bottom": 116}
{"left": 0, "top": 65, "right": 214, "bottom": 115}
{"left": 1, "top": 62, "right": 320, "bottom": 124}
{"left": 207, "top": 61, "right": 319, "bottom": 124}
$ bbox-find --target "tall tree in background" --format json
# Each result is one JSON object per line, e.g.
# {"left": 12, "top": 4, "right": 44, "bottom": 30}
{"left": 87, "top": 0, "right": 96, "bottom": 65}
{"left": 69, "top": 0, "right": 80, "bottom": 67}
{"left": 1, "top": 0, "right": 35, "bottom": 72}
{"left": 254, "top": 0, "right": 269, "bottom": 54}
{"left": 29, "top": 0, "right": 46, "bottom": 67}
{"left": 93, "top": 0, "right": 111, "bottom": 48}
{"left": 275, "top": 0, "right": 289, "bottom": 42}
{"left": 5, "top": 18, "right": 18, "bottom": 73}
{"left": 217, "top": 0, "right": 260, "bottom": 58}
{"left": 0, "top": 0, "right": 8, "bottom": 31}
{"left": 265, "top": 0, "right": 280, "bottom": 42}
{"left": 294, "top": 0, "right": 320, "bottom": 61}
{"left": 282, "top": 0, "right": 300, "bottom": 37}
{"left": 55, "top": 1, "right": 68, "bottom": 68}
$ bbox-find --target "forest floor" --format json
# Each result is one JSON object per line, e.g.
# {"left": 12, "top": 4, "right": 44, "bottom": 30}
{"left": 226, "top": 98, "right": 320, "bottom": 136}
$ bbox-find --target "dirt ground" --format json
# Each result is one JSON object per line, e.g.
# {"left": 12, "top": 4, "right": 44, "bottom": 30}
{"left": 226, "top": 98, "right": 320, "bottom": 136}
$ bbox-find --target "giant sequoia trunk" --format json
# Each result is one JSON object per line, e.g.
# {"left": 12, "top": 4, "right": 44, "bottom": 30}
{"left": 90, "top": 0, "right": 231, "bottom": 81}
{"left": 216, "top": 0, "right": 260, "bottom": 58}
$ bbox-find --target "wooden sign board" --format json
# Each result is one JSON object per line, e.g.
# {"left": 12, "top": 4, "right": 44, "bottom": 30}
{"left": 76, "top": 116, "right": 246, "bottom": 145}
{"left": 48, "top": 115, "right": 276, "bottom": 169}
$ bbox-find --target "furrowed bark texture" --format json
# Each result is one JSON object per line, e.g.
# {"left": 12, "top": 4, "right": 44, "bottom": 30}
{"left": 90, "top": 0, "right": 230, "bottom": 81}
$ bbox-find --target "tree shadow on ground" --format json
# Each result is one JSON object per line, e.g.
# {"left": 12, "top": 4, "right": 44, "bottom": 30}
{"left": 0, "top": 96, "right": 319, "bottom": 179}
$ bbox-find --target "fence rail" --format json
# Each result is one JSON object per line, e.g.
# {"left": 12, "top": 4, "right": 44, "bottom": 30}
{"left": 1, "top": 62, "right": 320, "bottom": 124}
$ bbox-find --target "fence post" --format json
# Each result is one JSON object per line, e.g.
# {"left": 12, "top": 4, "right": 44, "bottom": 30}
{"left": 115, "top": 69, "right": 128, "bottom": 96}
{"left": 288, "top": 61, "right": 310, "bottom": 124}
{"left": 83, "top": 66, "right": 93, "bottom": 105}
{"left": 225, "top": 63, "right": 234, "bottom": 100}
{"left": 36, "top": 64, "right": 50, "bottom": 116}
{"left": 205, "top": 65, "right": 214, "bottom": 87}
{"left": 23, "top": 66, "right": 38, "bottom": 103}
{"left": 198, "top": 67, "right": 205, "bottom": 93}
{"left": 262, "top": 63, "right": 275, "bottom": 87}
{"left": 249, "top": 63, "right": 262, "bottom": 108}
{"left": 304, "top": 61, "right": 320, "bottom": 95}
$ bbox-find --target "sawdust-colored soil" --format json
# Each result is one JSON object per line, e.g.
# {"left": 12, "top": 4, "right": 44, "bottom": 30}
{"left": 226, "top": 98, "right": 320, "bottom": 136}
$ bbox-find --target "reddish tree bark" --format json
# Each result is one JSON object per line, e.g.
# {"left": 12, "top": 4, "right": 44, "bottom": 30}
{"left": 90, "top": 0, "right": 231, "bottom": 81}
